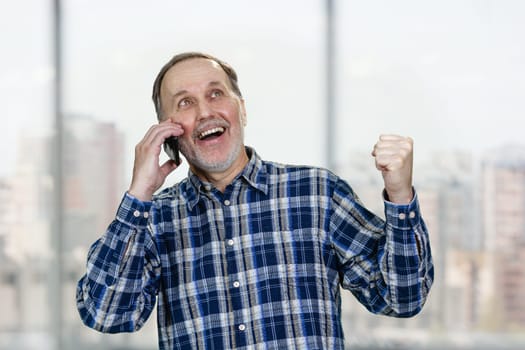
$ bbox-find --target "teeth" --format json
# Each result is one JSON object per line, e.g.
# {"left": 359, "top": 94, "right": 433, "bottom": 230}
{"left": 198, "top": 127, "right": 224, "bottom": 139}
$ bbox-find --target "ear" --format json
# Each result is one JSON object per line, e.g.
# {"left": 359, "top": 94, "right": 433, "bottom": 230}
{"left": 240, "top": 99, "right": 247, "bottom": 126}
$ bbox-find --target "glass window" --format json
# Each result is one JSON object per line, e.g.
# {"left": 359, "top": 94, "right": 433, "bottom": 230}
{"left": 337, "top": 1, "right": 525, "bottom": 348}
{"left": 2, "top": 1, "right": 525, "bottom": 349}
{"left": 0, "top": 0, "right": 54, "bottom": 349}
{"left": 61, "top": 0, "right": 324, "bottom": 348}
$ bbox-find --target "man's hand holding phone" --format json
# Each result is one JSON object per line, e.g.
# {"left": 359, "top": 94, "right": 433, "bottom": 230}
{"left": 128, "top": 121, "right": 184, "bottom": 201}
{"left": 163, "top": 136, "right": 181, "bottom": 166}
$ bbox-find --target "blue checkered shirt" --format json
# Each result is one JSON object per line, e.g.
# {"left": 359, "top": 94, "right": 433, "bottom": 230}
{"left": 77, "top": 147, "right": 433, "bottom": 349}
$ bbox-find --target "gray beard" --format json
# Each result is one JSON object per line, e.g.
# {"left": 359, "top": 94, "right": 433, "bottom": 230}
{"left": 179, "top": 132, "right": 245, "bottom": 174}
{"left": 190, "top": 142, "right": 243, "bottom": 173}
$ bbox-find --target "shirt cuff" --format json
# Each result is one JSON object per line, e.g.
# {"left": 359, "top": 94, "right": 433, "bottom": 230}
{"left": 383, "top": 188, "right": 421, "bottom": 229}
{"left": 115, "top": 192, "right": 153, "bottom": 228}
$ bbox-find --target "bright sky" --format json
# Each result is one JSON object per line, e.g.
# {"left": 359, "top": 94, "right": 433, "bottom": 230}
{"left": 2, "top": 0, "right": 525, "bottom": 179}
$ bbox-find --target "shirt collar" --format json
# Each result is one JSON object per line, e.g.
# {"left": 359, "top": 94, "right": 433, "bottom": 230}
{"left": 185, "top": 146, "right": 268, "bottom": 210}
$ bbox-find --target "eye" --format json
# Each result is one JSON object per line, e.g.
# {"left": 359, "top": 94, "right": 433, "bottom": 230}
{"left": 210, "top": 89, "right": 224, "bottom": 99}
{"left": 177, "top": 97, "right": 192, "bottom": 109}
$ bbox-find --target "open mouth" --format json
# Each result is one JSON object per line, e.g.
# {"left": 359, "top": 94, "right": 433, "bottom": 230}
{"left": 198, "top": 127, "right": 225, "bottom": 141}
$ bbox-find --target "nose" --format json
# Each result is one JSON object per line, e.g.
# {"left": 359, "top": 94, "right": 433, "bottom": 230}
{"left": 196, "top": 100, "right": 214, "bottom": 121}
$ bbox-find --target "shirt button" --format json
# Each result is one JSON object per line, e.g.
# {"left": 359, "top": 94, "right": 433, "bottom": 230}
{"left": 409, "top": 211, "right": 416, "bottom": 219}
{"left": 398, "top": 213, "right": 406, "bottom": 220}
{"left": 227, "top": 239, "right": 234, "bottom": 247}
{"left": 224, "top": 200, "right": 231, "bottom": 206}
{"left": 238, "top": 324, "right": 246, "bottom": 331}
{"left": 204, "top": 185, "right": 212, "bottom": 191}
{"left": 143, "top": 212, "right": 149, "bottom": 218}
{"left": 233, "top": 281, "right": 240, "bottom": 288}
{"left": 105, "top": 275, "right": 115, "bottom": 286}
{"left": 133, "top": 210, "right": 141, "bottom": 217}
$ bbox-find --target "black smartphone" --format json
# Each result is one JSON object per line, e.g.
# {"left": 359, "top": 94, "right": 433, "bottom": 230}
{"left": 163, "top": 136, "right": 181, "bottom": 166}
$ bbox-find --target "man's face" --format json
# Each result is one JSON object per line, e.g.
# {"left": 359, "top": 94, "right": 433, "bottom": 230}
{"left": 159, "top": 58, "right": 247, "bottom": 175}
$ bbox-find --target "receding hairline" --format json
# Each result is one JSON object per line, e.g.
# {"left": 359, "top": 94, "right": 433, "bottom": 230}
{"left": 160, "top": 58, "right": 232, "bottom": 93}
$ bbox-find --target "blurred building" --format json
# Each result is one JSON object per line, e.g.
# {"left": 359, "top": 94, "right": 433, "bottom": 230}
{"left": 61, "top": 115, "right": 126, "bottom": 340}
{"left": 62, "top": 114, "right": 125, "bottom": 260}
{"left": 422, "top": 151, "right": 483, "bottom": 332}
{"left": 9, "top": 135, "right": 53, "bottom": 263}
{"left": 0, "top": 134, "right": 53, "bottom": 339}
{"left": 481, "top": 145, "right": 525, "bottom": 330}
{"left": 0, "top": 178, "right": 18, "bottom": 331}
{"left": 337, "top": 149, "right": 498, "bottom": 344}
{"left": 0, "top": 179, "right": 13, "bottom": 261}
{"left": 336, "top": 151, "right": 448, "bottom": 344}
{"left": 0, "top": 116, "right": 127, "bottom": 347}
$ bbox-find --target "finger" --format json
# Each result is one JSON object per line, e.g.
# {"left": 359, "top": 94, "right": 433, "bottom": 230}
{"left": 373, "top": 141, "right": 412, "bottom": 157}
{"left": 376, "top": 137, "right": 413, "bottom": 148}
{"left": 372, "top": 135, "right": 413, "bottom": 155}
{"left": 379, "top": 134, "right": 402, "bottom": 141}
{"left": 373, "top": 142, "right": 406, "bottom": 157}
{"left": 374, "top": 146, "right": 411, "bottom": 159}
{"left": 379, "top": 134, "right": 411, "bottom": 142}
{"left": 141, "top": 123, "right": 184, "bottom": 151}
{"left": 159, "top": 159, "right": 180, "bottom": 178}
{"left": 377, "top": 135, "right": 413, "bottom": 149}
{"left": 152, "top": 125, "right": 184, "bottom": 149}
{"left": 158, "top": 118, "right": 184, "bottom": 132}
{"left": 375, "top": 154, "right": 404, "bottom": 171}
{"left": 373, "top": 143, "right": 403, "bottom": 154}
{"left": 156, "top": 119, "right": 184, "bottom": 138}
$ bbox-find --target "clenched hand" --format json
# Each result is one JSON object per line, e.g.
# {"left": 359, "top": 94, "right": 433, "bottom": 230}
{"left": 372, "top": 134, "right": 414, "bottom": 204}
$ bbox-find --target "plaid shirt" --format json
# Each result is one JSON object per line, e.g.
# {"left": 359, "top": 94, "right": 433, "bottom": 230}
{"left": 77, "top": 147, "right": 433, "bottom": 349}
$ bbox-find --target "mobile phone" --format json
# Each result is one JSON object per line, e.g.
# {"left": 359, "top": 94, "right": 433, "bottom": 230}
{"left": 163, "top": 136, "right": 181, "bottom": 166}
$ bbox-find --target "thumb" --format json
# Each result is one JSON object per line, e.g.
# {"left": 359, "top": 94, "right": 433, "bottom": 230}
{"left": 159, "top": 159, "right": 180, "bottom": 179}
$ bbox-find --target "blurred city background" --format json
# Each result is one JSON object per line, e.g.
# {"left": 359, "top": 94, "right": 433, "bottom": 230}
{"left": 1, "top": 0, "right": 524, "bottom": 349}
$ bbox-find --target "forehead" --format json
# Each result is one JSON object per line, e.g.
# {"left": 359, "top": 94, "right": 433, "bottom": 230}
{"left": 161, "top": 58, "right": 229, "bottom": 93}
